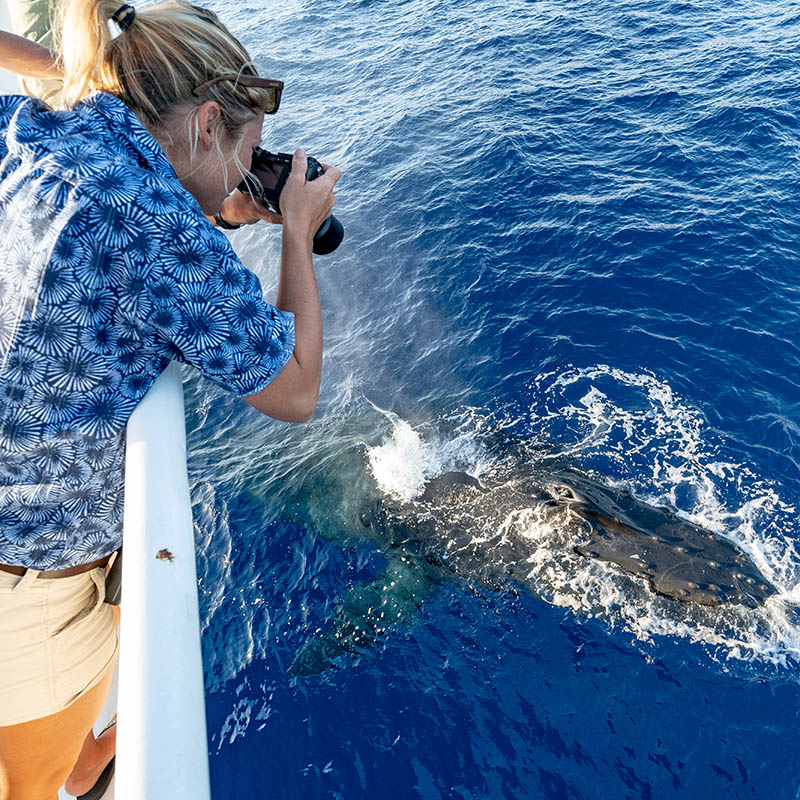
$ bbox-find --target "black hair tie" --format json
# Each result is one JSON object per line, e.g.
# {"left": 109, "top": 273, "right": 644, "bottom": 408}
{"left": 111, "top": 3, "right": 136, "bottom": 30}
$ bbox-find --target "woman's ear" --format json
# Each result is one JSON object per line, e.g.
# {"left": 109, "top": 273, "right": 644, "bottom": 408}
{"left": 196, "top": 100, "right": 223, "bottom": 151}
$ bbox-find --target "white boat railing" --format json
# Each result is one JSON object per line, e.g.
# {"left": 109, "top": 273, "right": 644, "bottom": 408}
{"left": 117, "top": 361, "right": 211, "bottom": 800}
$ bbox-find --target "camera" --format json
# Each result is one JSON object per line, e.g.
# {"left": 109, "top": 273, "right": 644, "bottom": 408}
{"left": 237, "top": 148, "right": 344, "bottom": 255}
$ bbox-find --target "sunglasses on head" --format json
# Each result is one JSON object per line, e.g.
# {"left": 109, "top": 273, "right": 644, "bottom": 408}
{"left": 192, "top": 75, "right": 284, "bottom": 114}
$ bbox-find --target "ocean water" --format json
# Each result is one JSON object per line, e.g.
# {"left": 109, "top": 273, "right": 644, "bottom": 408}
{"left": 185, "top": 0, "right": 800, "bottom": 797}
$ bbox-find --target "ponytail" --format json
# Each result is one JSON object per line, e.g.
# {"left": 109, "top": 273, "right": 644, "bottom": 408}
{"left": 57, "top": 0, "right": 119, "bottom": 111}
{"left": 56, "top": 0, "right": 274, "bottom": 135}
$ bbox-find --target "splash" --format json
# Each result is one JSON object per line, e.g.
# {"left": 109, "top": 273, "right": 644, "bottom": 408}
{"left": 365, "top": 405, "right": 491, "bottom": 502}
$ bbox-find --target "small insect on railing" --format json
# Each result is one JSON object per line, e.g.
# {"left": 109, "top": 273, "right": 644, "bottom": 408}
{"left": 117, "top": 361, "right": 211, "bottom": 800}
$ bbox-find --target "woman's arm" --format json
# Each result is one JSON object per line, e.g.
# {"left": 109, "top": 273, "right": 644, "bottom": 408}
{"left": 0, "top": 31, "right": 62, "bottom": 79}
{"left": 244, "top": 149, "right": 341, "bottom": 422}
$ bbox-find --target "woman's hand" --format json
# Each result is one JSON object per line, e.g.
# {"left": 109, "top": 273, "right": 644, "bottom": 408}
{"left": 279, "top": 149, "right": 342, "bottom": 243}
{"left": 216, "top": 188, "right": 283, "bottom": 227}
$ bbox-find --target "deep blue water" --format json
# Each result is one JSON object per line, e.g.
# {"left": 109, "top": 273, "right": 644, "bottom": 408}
{"left": 185, "top": 0, "right": 800, "bottom": 797}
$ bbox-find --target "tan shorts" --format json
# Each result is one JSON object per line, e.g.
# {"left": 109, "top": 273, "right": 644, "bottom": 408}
{"left": 0, "top": 567, "right": 118, "bottom": 726}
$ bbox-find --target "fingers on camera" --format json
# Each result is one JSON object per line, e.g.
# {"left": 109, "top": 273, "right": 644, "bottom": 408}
{"left": 323, "top": 165, "right": 342, "bottom": 186}
{"left": 289, "top": 149, "right": 307, "bottom": 181}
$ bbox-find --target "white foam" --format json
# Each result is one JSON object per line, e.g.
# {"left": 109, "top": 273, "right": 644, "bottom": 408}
{"left": 365, "top": 405, "right": 490, "bottom": 502}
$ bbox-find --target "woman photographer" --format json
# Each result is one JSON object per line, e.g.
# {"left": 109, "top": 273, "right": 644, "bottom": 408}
{"left": 0, "top": 1, "right": 340, "bottom": 797}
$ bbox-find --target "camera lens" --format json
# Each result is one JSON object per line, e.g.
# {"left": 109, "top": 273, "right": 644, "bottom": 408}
{"left": 313, "top": 215, "right": 345, "bottom": 255}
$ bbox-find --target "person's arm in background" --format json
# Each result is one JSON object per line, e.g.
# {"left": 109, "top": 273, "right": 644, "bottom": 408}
{"left": 0, "top": 30, "right": 61, "bottom": 78}
{"left": 244, "top": 149, "right": 341, "bottom": 422}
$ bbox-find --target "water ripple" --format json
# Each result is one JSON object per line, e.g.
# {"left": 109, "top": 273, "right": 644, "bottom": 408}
{"left": 193, "top": 0, "right": 800, "bottom": 795}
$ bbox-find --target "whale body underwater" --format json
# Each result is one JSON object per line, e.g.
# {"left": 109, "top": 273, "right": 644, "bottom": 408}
{"left": 290, "top": 453, "right": 777, "bottom": 676}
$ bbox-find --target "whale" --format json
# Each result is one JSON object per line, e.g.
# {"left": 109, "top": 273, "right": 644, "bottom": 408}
{"left": 289, "top": 451, "right": 777, "bottom": 676}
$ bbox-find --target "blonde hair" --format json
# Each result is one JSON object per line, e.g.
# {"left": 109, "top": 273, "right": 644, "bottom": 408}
{"left": 56, "top": 0, "right": 273, "bottom": 140}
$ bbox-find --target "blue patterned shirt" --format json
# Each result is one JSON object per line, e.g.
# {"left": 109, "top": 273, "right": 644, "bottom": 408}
{"left": 0, "top": 92, "right": 295, "bottom": 569}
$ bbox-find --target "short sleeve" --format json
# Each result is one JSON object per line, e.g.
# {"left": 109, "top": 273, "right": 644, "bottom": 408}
{"left": 146, "top": 205, "right": 295, "bottom": 397}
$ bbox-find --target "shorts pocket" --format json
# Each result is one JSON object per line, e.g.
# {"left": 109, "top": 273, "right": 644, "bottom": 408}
{"left": 0, "top": 569, "right": 25, "bottom": 593}
{"left": 50, "top": 571, "right": 117, "bottom": 709}
{"left": 50, "top": 568, "right": 107, "bottom": 638}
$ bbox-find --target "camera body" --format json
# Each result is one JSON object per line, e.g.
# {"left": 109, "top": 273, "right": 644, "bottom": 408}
{"left": 237, "top": 148, "right": 344, "bottom": 255}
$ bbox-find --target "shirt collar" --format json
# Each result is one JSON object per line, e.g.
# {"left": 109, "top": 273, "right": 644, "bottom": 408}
{"left": 80, "top": 91, "right": 179, "bottom": 182}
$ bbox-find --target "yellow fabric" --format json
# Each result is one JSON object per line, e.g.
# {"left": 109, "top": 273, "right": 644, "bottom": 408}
{"left": 0, "top": 567, "right": 118, "bottom": 725}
